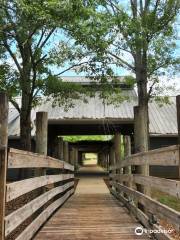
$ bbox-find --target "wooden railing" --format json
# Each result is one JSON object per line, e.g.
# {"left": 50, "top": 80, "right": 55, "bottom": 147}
{"left": 0, "top": 147, "right": 74, "bottom": 240}
{"left": 109, "top": 145, "right": 180, "bottom": 240}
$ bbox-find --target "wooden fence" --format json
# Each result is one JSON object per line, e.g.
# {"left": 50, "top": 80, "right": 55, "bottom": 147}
{"left": 109, "top": 145, "right": 180, "bottom": 240}
{"left": 0, "top": 147, "right": 74, "bottom": 240}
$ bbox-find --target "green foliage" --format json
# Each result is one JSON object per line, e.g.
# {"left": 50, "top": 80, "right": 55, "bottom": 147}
{"left": 0, "top": 0, "right": 97, "bottom": 111}
{"left": 62, "top": 135, "right": 113, "bottom": 142}
{"left": 66, "top": 0, "right": 180, "bottom": 101}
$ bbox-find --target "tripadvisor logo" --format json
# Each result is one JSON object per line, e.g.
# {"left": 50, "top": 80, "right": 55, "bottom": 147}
{"left": 135, "top": 227, "right": 143, "bottom": 236}
{"left": 135, "top": 227, "right": 173, "bottom": 235}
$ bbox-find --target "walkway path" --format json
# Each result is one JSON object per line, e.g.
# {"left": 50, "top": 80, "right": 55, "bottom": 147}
{"left": 35, "top": 166, "right": 148, "bottom": 240}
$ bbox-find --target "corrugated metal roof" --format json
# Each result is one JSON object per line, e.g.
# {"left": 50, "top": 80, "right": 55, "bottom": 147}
{"left": 8, "top": 92, "right": 178, "bottom": 137}
{"left": 60, "top": 76, "right": 126, "bottom": 84}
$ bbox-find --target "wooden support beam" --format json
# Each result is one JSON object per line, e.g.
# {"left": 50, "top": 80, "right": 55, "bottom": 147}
{"left": 176, "top": 95, "right": 180, "bottom": 178}
{"left": 114, "top": 133, "right": 121, "bottom": 164}
{"left": 36, "top": 112, "right": 48, "bottom": 155}
{"left": 63, "top": 142, "right": 69, "bottom": 163}
{"left": 35, "top": 112, "right": 48, "bottom": 177}
{"left": 109, "top": 146, "right": 115, "bottom": 167}
{"left": 56, "top": 137, "right": 64, "bottom": 160}
{"left": 74, "top": 147, "right": 78, "bottom": 170}
{"left": 114, "top": 133, "right": 122, "bottom": 175}
{"left": 0, "top": 93, "right": 8, "bottom": 240}
{"left": 124, "top": 136, "right": 132, "bottom": 189}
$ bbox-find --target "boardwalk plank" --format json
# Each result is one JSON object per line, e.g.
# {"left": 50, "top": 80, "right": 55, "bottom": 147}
{"left": 35, "top": 174, "right": 148, "bottom": 240}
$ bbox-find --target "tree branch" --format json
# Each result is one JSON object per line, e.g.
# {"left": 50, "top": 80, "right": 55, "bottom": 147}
{"left": 10, "top": 98, "right": 21, "bottom": 113}
{"left": 3, "top": 39, "right": 22, "bottom": 73}
{"left": 39, "top": 28, "right": 56, "bottom": 49}
{"left": 107, "top": 51, "right": 135, "bottom": 70}
{"left": 55, "top": 61, "right": 89, "bottom": 76}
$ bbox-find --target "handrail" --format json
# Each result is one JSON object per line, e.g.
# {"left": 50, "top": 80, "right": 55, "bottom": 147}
{"left": 109, "top": 145, "right": 180, "bottom": 240}
{"left": 0, "top": 147, "right": 74, "bottom": 240}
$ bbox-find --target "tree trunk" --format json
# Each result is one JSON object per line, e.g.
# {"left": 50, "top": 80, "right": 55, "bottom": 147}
{"left": 20, "top": 44, "right": 32, "bottom": 151}
{"left": 20, "top": 105, "right": 31, "bottom": 151}
{"left": 134, "top": 65, "right": 150, "bottom": 197}
{"left": 135, "top": 58, "right": 149, "bottom": 152}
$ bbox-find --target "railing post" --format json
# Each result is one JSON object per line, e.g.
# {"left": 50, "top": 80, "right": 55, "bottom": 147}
{"left": 109, "top": 145, "right": 115, "bottom": 189}
{"left": 74, "top": 147, "right": 78, "bottom": 171}
{"left": 63, "top": 142, "right": 69, "bottom": 163}
{"left": 124, "top": 135, "right": 132, "bottom": 189}
{"left": 35, "top": 112, "right": 48, "bottom": 176}
{"left": 114, "top": 132, "right": 122, "bottom": 192}
{"left": 36, "top": 112, "right": 48, "bottom": 155}
{"left": 0, "top": 93, "right": 8, "bottom": 240}
{"left": 176, "top": 95, "right": 180, "bottom": 178}
{"left": 57, "top": 137, "right": 64, "bottom": 160}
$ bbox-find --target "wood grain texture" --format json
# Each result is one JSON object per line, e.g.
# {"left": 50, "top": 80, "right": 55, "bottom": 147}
{"left": 0, "top": 93, "right": 8, "bottom": 240}
{"left": 111, "top": 181, "right": 180, "bottom": 232}
{"left": 6, "top": 174, "right": 74, "bottom": 202}
{"left": 110, "top": 145, "right": 179, "bottom": 170}
{"left": 5, "top": 181, "right": 74, "bottom": 237}
{"left": 8, "top": 149, "right": 64, "bottom": 169}
{"left": 15, "top": 189, "right": 74, "bottom": 240}
{"left": 110, "top": 174, "right": 180, "bottom": 198}
{"left": 35, "top": 175, "right": 147, "bottom": 240}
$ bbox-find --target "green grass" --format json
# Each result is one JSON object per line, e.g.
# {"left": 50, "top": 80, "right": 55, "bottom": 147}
{"left": 152, "top": 189, "right": 180, "bottom": 212}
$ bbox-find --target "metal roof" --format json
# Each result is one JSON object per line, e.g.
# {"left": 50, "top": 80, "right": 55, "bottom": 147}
{"left": 8, "top": 91, "right": 178, "bottom": 138}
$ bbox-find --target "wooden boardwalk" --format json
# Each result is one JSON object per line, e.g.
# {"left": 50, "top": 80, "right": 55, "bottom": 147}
{"left": 35, "top": 168, "right": 148, "bottom": 240}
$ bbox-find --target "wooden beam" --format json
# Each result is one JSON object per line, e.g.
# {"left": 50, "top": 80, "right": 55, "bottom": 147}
{"left": 63, "top": 142, "right": 69, "bottom": 162}
{"left": 109, "top": 146, "right": 115, "bottom": 167}
{"left": 0, "top": 93, "right": 8, "bottom": 240}
{"left": 8, "top": 149, "right": 64, "bottom": 169}
{"left": 176, "top": 95, "right": 180, "bottom": 178}
{"left": 114, "top": 133, "right": 121, "bottom": 164}
{"left": 6, "top": 174, "right": 73, "bottom": 202}
{"left": 36, "top": 112, "right": 48, "bottom": 155}
{"left": 57, "top": 137, "right": 64, "bottom": 160}
{"left": 124, "top": 136, "right": 133, "bottom": 192}
{"left": 73, "top": 147, "right": 78, "bottom": 170}
{"left": 5, "top": 181, "right": 74, "bottom": 237}
{"left": 15, "top": 189, "right": 74, "bottom": 240}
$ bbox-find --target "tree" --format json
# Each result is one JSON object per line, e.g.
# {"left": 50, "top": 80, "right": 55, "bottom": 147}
{"left": 67, "top": 0, "right": 180, "bottom": 152}
{"left": 0, "top": 0, "right": 92, "bottom": 150}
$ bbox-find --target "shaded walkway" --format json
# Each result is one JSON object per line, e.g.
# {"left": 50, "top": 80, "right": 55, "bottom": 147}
{"left": 76, "top": 165, "right": 108, "bottom": 177}
{"left": 35, "top": 166, "right": 147, "bottom": 240}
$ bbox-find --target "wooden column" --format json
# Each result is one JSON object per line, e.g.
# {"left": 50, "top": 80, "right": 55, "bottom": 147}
{"left": 0, "top": 93, "right": 8, "bottom": 240}
{"left": 35, "top": 112, "right": 48, "bottom": 176}
{"left": 36, "top": 112, "right": 48, "bottom": 155}
{"left": 109, "top": 146, "right": 115, "bottom": 167}
{"left": 74, "top": 147, "right": 78, "bottom": 170}
{"left": 176, "top": 95, "right": 180, "bottom": 177}
{"left": 124, "top": 135, "right": 133, "bottom": 189}
{"left": 63, "top": 142, "right": 69, "bottom": 162}
{"left": 102, "top": 152, "right": 106, "bottom": 169}
{"left": 134, "top": 106, "right": 150, "bottom": 196}
{"left": 56, "top": 137, "right": 64, "bottom": 160}
{"left": 114, "top": 133, "right": 121, "bottom": 172}
{"left": 114, "top": 132, "right": 122, "bottom": 193}
{"left": 69, "top": 148, "right": 74, "bottom": 165}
